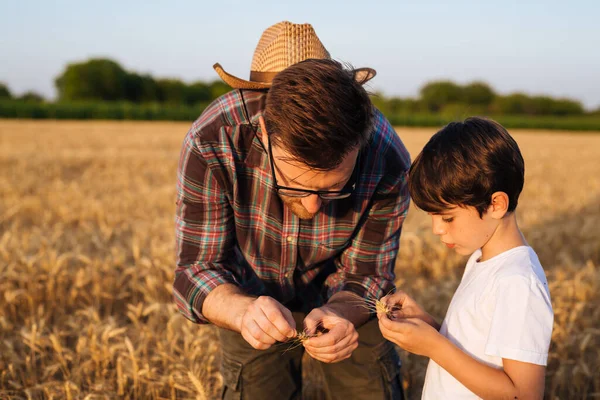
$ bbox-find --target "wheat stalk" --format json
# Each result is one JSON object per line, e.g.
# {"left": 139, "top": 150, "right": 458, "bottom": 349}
{"left": 1, "top": 121, "right": 598, "bottom": 399}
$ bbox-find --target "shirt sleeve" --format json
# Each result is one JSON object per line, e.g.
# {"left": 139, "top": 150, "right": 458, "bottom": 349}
{"left": 172, "top": 130, "right": 238, "bottom": 324}
{"left": 485, "top": 274, "right": 554, "bottom": 365}
{"left": 324, "top": 113, "right": 411, "bottom": 301}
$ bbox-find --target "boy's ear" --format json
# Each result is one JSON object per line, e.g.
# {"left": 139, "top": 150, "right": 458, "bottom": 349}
{"left": 490, "top": 191, "right": 509, "bottom": 219}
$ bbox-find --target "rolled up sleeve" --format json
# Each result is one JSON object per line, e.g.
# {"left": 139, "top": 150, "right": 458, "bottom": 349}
{"left": 325, "top": 170, "right": 410, "bottom": 301}
{"left": 173, "top": 131, "right": 238, "bottom": 324}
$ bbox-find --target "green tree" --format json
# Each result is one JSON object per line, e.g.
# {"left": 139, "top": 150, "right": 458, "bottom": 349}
{"left": 492, "top": 94, "right": 584, "bottom": 116}
{"left": 492, "top": 93, "right": 530, "bottom": 114}
{"left": 369, "top": 92, "right": 391, "bottom": 115}
{"left": 209, "top": 81, "right": 231, "bottom": 99}
{"left": 534, "top": 96, "right": 580, "bottom": 115}
{"left": 0, "top": 82, "right": 12, "bottom": 99}
{"left": 156, "top": 79, "right": 187, "bottom": 104}
{"left": 420, "top": 81, "right": 463, "bottom": 112}
{"left": 462, "top": 82, "right": 495, "bottom": 106}
{"left": 125, "top": 73, "right": 159, "bottom": 103}
{"left": 387, "top": 97, "right": 424, "bottom": 114}
{"left": 55, "top": 58, "right": 129, "bottom": 101}
{"left": 185, "top": 82, "right": 212, "bottom": 105}
{"left": 545, "top": 98, "right": 584, "bottom": 116}
{"left": 18, "top": 91, "right": 45, "bottom": 103}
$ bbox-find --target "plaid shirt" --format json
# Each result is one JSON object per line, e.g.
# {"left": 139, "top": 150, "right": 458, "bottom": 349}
{"left": 173, "top": 90, "right": 411, "bottom": 324}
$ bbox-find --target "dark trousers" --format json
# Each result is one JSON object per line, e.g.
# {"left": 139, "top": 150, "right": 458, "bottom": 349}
{"left": 218, "top": 312, "right": 404, "bottom": 400}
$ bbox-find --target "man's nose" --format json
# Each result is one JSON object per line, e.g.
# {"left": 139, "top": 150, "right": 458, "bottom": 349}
{"left": 301, "top": 194, "right": 322, "bottom": 214}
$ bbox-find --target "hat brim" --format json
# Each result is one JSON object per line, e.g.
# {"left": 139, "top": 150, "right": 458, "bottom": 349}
{"left": 213, "top": 63, "right": 377, "bottom": 89}
{"left": 213, "top": 63, "right": 271, "bottom": 90}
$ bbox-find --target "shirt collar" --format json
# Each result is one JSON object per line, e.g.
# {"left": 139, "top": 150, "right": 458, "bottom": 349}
{"left": 239, "top": 89, "right": 268, "bottom": 168}
{"left": 244, "top": 121, "right": 267, "bottom": 168}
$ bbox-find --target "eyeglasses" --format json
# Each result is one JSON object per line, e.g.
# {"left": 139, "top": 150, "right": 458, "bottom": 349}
{"left": 267, "top": 137, "right": 359, "bottom": 200}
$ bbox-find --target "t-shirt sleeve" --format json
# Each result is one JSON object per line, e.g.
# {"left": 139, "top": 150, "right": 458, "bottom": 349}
{"left": 485, "top": 274, "right": 554, "bottom": 365}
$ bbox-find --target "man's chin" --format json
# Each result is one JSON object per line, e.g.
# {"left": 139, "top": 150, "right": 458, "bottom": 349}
{"left": 281, "top": 196, "right": 318, "bottom": 220}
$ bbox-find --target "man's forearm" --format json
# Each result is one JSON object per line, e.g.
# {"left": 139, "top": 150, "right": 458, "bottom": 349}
{"left": 325, "top": 291, "right": 372, "bottom": 328}
{"left": 201, "top": 283, "right": 256, "bottom": 332}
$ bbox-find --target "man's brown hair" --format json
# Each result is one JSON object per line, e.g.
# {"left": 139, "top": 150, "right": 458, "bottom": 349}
{"left": 263, "top": 59, "right": 374, "bottom": 170}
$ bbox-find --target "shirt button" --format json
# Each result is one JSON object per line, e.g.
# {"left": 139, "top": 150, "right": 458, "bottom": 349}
{"left": 286, "top": 236, "right": 293, "bottom": 243}
{"left": 286, "top": 271, "right": 293, "bottom": 277}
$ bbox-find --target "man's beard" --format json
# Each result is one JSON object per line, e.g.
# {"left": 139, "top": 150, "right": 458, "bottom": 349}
{"left": 280, "top": 195, "right": 318, "bottom": 220}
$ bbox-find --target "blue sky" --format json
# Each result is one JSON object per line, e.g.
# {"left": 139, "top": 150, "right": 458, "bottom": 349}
{"left": 1, "top": 0, "right": 599, "bottom": 109}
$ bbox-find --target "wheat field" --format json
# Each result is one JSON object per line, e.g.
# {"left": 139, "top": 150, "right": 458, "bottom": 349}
{"left": 1, "top": 120, "right": 599, "bottom": 399}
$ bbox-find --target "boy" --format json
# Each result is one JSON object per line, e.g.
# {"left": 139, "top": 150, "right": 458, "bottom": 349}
{"left": 377, "top": 117, "right": 554, "bottom": 399}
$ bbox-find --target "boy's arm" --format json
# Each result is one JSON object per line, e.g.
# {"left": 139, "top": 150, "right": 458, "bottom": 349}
{"left": 378, "top": 317, "right": 545, "bottom": 399}
{"left": 433, "top": 333, "right": 545, "bottom": 399}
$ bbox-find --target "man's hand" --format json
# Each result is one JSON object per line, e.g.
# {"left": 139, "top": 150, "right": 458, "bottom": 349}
{"left": 378, "top": 315, "right": 442, "bottom": 357}
{"left": 380, "top": 290, "right": 440, "bottom": 330}
{"left": 240, "top": 296, "right": 297, "bottom": 350}
{"left": 302, "top": 305, "right": 359, "bottom": 363}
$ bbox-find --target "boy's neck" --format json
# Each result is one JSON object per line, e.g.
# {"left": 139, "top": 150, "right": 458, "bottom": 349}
{"left": 480, "top": 212, "right": 527, "bottom": 262}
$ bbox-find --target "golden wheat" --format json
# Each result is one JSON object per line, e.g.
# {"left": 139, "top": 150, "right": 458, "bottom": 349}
{"left": 351, "top": 297, "right": 398, "bottom": 319}
{"left": 1, "top": 120, "right": 599, "bottom": 399}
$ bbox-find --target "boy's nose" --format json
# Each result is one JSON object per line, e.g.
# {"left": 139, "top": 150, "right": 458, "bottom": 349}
{"left": 301, "top": 194, "right": 322, "bottom": 214}
{"left": 432, "top": 219, "right": 446, "bottom": 236}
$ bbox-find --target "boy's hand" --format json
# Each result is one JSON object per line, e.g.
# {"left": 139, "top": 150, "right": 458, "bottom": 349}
{"left": 302, "top": 305, "right": 359, "bottom": 363}
{"left": 380, "top": 291, "right": 440, "bottom": 330}
{"left": 378, "top": 315, "right": 442, "bottom": 357}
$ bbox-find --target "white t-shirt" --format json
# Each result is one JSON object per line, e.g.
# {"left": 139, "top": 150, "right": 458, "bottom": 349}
{"left": 422, "top": 246, "right": 553, "bottom": 399}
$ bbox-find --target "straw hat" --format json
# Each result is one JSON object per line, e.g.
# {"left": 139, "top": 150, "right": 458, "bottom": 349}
{"left": 213, "top": 21, "right": 376, "bottom": 89}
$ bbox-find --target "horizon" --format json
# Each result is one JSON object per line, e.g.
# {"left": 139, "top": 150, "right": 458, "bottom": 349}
{"left": 2, "top": 0, "right": 599, "bottom": 110}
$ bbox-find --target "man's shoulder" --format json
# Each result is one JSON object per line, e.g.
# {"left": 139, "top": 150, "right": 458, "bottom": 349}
{"left": 367, "top": 108, "right": 411, "bottom": 173}
{"left": 189, "top": 90, "right": 266, "bottom": 143}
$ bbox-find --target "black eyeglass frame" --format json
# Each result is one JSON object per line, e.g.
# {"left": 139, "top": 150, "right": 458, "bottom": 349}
{"left": 267, "top": 137, "right": 360, "bottom": 200}
{"left": 238, "top": 89, "right": 361, "bottom": 201}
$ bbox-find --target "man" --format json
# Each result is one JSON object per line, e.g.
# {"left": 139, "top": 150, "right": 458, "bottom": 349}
{"left": 173, "top": 21, "right": 410, "bottom": 400}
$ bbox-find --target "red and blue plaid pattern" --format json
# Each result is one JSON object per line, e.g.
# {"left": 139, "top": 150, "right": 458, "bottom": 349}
{"left": 173, "top": 90, "right": 411, "bottom": 323}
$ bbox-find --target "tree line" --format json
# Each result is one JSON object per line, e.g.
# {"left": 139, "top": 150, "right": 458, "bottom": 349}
{"left": 372, "top": 81, "right": 589, "bottom": 117}
{"left": 1, "top": 58, "right": 598, "bottom": 117}
{"left": 1, "top": 58, "right": 231, "bottom": 107}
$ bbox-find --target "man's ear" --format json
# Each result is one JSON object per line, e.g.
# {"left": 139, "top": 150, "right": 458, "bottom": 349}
{"left": 490, "top": 191, "right": 509, "bottom": 219}
{"left": 258, "top": 116, "right": 268, "bottom": 144}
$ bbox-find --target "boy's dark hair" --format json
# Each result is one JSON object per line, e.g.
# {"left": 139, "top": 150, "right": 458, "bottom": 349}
{"left": 408, "top": 117, "right": 524, "bottom": 217}
{"left": 263, "top": 58, "right": 373, "bottom": 170}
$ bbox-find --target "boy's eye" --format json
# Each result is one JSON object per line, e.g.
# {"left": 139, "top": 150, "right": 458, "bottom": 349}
{"left": 442, "top": 217, "right": 454, "bottom": 223}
